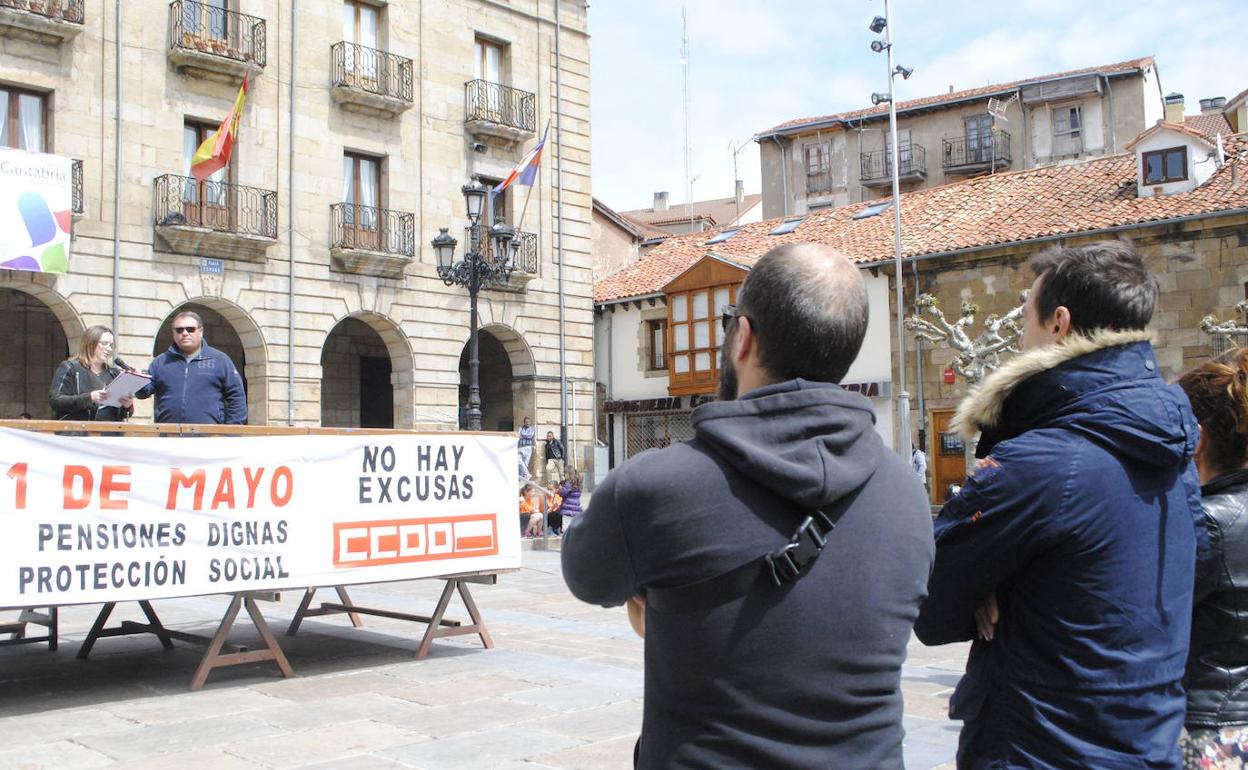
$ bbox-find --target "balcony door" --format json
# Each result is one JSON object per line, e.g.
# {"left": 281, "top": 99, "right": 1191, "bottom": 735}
{"left": 887, "top": 128, "right": 913, "bottom": 175}
{"left": 474, "top": 37, "right": 504, "bottom": 121}
{"left": 342, "top": 2, "right": 380, "bottom": 85}
{"left": 182, "top": 121, "right": 231, "bottom": 229}
{"left": 343, "top": 153, "right": 381, "bottom": 250}
{"left": 182, "top": 0, "right": 229, "bottom": 43}
{"left": 964, "top": 114, "right": 993, "bottom": 164}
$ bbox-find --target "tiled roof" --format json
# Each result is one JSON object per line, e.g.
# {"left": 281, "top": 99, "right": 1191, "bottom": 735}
{"left": 758, "top": 57, "right": 1155, "bottom": 137}
{"left": 1185, "top": 113, "right": 1235, "bottom": 140}
{"left": 595, "top": 134, "right": 1248, "bottom": 304}
{"left": 1226, "top": 88, "right": 1248, "bottom": 111}
{"left": 621, "top": 193, "right": 764, "bottom": 231}
{"left": 618, "top": 213, "right": 671, "bottom": 241}
{"left": 1125, "top": 121, "right": 1215, "bottom": 150}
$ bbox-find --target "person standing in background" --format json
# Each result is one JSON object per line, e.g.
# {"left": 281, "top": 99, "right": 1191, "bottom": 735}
{"left": 517, "top": 416, "right": 536, "bottom": 481}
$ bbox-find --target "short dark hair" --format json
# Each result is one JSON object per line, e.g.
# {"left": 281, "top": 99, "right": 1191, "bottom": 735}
{"left": 1029, "top": 241, "right": 1156, "bottom": 334}
{"left": 736, "top": 243, "right": 869, "bottom": 384}
{"left": 173, "top": 309, "right": 204, "bottom": 328}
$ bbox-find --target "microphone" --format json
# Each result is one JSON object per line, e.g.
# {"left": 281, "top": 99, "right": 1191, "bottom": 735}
{"left": 112, "top": 356, "right": 137, "bottom": 373}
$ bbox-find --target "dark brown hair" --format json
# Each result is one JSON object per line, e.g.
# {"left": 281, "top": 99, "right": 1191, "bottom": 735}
{"left": 1029, "top": 240, "right": 1156, "bottom": 334}
{"left": 1178, "top": 348, "right": 1248, "bottom": 474}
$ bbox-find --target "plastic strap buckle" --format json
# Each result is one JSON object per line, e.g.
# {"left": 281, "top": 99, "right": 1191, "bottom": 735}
{"left": 764, "top": 511, "right": 835, "bottom": 587}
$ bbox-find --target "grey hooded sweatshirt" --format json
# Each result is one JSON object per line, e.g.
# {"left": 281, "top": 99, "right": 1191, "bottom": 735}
{"left": 562, "top": 379, "right": 934, "bottom": 769}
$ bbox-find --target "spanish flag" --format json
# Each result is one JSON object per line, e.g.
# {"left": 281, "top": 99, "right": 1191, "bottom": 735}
{"left": 191, "top": 76, "right": 248, "bottom": 183}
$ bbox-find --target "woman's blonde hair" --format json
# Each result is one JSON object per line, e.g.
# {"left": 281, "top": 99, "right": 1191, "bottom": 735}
{"left": 75, "top": 325, "right": 114, "bottom": 368}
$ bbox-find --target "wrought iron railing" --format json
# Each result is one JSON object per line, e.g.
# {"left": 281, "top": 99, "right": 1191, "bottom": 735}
{"left": 169, "top": 0, "right": 266, "bottom": 68}
{"left": 71, "top": 158, "right": 82, "bottom": 215}
{"left": 942, "top": 130, "right": 1011, "bottom": 169}
{"left": 860, "top": 144, "right": 927, "bottom": 182}
{"left": 0, "top": 0, "right": 85, "bottom": 24}
{"left": 464, "top": 80, "right": 536, "bottom": 133}
{"left": 153, "top": 174, "right": 277, "bottom": 239}
{"left": 465, "top": 227, "right": 539, "bottom": 276}
{"left": 330, "top": 42, "right": 413, "bottom": 103}
{"left": 330, "top": 203, "right": 415, "bottom": 257}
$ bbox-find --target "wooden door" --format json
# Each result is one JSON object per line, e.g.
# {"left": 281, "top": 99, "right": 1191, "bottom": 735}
{"left": 930, "top": 408, "right": 969, "bottom": 505}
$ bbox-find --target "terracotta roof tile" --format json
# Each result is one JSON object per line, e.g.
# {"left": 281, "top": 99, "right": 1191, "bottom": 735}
{"left": 621, "top": 193, "right": 764, "bottom": 231}
{"left": 759, "top": 57, "right": 1154, "bottom": 137}
{"left": 1185, "top": 113, "right": 1235, "bottom": 140}
{"left": 595, "top": 134, "right": 1248, "bottom": 304}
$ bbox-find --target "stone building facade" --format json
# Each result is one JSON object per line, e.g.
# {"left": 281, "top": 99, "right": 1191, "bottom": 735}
{"left": 0, "top": 0, "right": 594, "bottom": 462}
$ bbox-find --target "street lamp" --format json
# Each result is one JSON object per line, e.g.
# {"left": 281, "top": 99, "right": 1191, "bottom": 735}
{"left": 433, "top": 178, "right": 518, "bottom": 431}
{"left": 870, "top": 0, "right": 916, "bottom": 461}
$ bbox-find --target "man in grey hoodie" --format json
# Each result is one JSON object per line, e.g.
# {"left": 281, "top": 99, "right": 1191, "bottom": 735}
{"left": 561, "top": 243, "right": 934, "bottom": 768}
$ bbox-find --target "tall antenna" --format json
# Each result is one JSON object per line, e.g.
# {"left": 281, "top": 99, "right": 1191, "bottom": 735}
{"left": 681, "top": 5, "right": 692, "bottom": 231}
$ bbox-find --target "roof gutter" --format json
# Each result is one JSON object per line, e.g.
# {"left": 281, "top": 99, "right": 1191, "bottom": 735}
{"left": 865, "top": 206, "right": 1248, "bottom": 270}
{"left": 594, "top": 292, "right": 665, "bottom": 309}
{"left": 758, "top": 67, "right": 1148, "bottom": 141}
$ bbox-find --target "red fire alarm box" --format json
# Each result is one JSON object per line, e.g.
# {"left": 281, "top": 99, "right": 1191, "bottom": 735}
{"left": 943, "top": 368, "right": 956, "bottom": 384}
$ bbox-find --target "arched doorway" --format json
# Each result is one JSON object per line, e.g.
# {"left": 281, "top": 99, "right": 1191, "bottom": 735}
{"left": 152, "top": 302, "right": 257, "bottom": 421}
{"left": 457, "top": 323, "right": 535, "bottom": 432}
{"left": 321, "top": 316, "right": 400, "bottom": 428}
{"left": 0, "top": 287, "right": 75, "bottom": 419}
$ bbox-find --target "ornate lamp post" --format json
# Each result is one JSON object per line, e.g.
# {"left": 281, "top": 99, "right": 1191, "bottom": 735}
{"left": 432, "top": 178, "right": 517, "bottom": 431}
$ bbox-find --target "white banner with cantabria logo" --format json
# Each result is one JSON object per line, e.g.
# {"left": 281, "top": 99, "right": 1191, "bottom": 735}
{"left": 0, "top": 428, "right": 520, "bottom": 608}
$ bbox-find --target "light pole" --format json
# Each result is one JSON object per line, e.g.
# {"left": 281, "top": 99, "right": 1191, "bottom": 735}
{"left": 432, "top": 178, "right": 518, "bottom": 431}
{"left": 870, "top": 2, "right": 914, "bottom": 460}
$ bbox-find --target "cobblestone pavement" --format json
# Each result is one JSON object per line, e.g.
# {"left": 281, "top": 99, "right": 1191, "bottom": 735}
{"left": 0, "top": 546, "right": 967, "bottom": 769}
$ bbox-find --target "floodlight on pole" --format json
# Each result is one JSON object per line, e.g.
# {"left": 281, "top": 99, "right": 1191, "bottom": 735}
{"left": 869, "top": 15, "right": 887, "bottom": 33}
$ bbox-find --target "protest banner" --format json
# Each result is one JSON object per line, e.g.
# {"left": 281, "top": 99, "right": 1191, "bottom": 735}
{"left": 0, "top": 427, "right": 520, "bottom": 608}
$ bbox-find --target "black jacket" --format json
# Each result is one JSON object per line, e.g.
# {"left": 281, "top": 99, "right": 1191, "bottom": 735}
{"left": 1186, "top": 469, "right": 1248, "bottom": 729}
{"left": 561, "top": 379, "right": 934, "bottom": 769}
{"left": 48, "top": 359, "right": 130, "bottom": 421}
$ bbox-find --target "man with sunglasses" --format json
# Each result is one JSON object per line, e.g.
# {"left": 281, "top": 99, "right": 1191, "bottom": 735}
{"left": 562, "top": 243, "right": 934, "bottom": 768}
{"left": 136, "top": 310, "right": 247, "bottom": 425}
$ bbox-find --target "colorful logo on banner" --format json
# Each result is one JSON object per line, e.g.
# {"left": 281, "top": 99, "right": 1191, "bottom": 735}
{"left": 0, "top": 148, "right": 73, "bottom": 274}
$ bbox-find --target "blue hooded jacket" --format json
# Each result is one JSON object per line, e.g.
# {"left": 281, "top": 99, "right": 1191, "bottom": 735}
{"left": 137, "top": 342, "right": 247, "bottom": 425}
{"left": 915, "top": 332, "right": 1206, "bottom": 769}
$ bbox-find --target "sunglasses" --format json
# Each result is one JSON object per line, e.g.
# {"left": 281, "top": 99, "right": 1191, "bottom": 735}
{"left": 173, "top": 326, "right": 199, "bottom": 334}
{"left": 721, "top": 304, "right": 744, "bottom": 332}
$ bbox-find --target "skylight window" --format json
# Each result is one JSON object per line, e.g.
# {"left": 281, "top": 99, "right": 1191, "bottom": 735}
{"left": 769, "top": 217, "right": 805, "bottom": 235}
{"left": 852, "top": 200, "right": 894, "bottom": 220}
{"left": 706, "top": 227, "right": 741, "bottom": 244}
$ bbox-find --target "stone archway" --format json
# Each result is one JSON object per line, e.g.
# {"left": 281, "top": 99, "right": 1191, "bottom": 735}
{"left": 153, "top": 298, "right": 269, "bottom": 424}
{"left": 0, "top": 283, "right": 83, "bottom": 419}
{"left": 458, "top": 323, "right": 536, "bottom": 431}
{"left": 320, "top": 312, "right": 415, "bottom": 428}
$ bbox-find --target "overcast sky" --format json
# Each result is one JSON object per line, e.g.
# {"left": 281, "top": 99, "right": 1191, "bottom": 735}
{"left": 586, "top": 0, "right": 1247, "bottom": 212}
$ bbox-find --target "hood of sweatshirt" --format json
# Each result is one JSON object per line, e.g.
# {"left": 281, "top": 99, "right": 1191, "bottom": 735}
{"left": 691, "top": 378, "right": 884, "bottom": 511}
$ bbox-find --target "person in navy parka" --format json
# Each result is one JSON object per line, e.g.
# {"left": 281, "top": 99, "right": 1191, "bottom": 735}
{"left": 915, "top": 241, "right": 1206, "bottom": 769}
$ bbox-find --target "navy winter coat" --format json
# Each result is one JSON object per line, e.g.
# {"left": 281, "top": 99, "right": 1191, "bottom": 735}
{"left": 137, "top": 342, "right": 247, "bottom": 425}
{"left": 915, "top": 332, "right": 1206, "bottom": 770}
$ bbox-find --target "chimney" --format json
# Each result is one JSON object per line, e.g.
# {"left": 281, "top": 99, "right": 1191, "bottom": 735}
{"left": 734, "top": 179, "right": 744, "bottom": 206}
{"left": 1201, "top": 96, "right": 1227, "bottom": 114}
{"left": 1164, "top": 92, "right": 1185, "bottom": 124}
{"left": 654, "top": 191, "right": 668, "bottom": 212}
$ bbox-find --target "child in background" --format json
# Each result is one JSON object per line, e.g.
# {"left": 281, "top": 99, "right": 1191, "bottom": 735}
{"left": 519, "top": 487, "right": 536, "bottom": 535}
{"left": 522, "top": 486, "right": 544, "bottom": 537}
{"left": 544, "top": 482, "right": 564, "bottom": 536}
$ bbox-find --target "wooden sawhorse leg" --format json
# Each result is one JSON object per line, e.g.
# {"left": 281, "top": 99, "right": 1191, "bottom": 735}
{"left": 190, "top": 593, "right": 295, "bottom": 691}
{"left": 78, "top": 601, "right": 175, "bottom": 660}
{"left": 415, "top": 578, "right": 494, "bottom": 659}
{"left": 286, "top": 586, "right": 364, "bottom": 637}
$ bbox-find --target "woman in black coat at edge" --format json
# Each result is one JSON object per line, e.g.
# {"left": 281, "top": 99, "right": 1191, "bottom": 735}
{"left": 48, "top": 325, "right": 133, "bottom": 421}
{"left": 1177, "top": 346, "right": 1248, "bottom": 767}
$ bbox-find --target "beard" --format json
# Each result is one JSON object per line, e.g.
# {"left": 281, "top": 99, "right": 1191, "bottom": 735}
{"left": 717, "top": 342, "right": 738, "bottom": 401}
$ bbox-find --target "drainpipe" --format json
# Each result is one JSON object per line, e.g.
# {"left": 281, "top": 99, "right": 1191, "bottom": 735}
{"left": 287, "top": 0, "right": 297, "bottom": 424}
{"left": 555, "top": 4, "right": 568, "bottom": 454}
{"left": 112, "top": 0, "right": 122, "bottom": 333}
{"left": 771, "top": 135, "right": 789, "bottom": 216}
{"left": 1102, "top": 75, "right": 1117, "bottom": 153}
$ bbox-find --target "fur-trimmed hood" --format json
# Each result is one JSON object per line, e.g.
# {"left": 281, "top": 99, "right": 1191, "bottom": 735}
{"left": 953, "top": 329, "right": 1153, "bottom": 438}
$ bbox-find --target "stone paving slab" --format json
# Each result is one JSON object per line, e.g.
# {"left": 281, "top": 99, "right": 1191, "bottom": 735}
{"left": 0, "top": 549, "right": 967, "bottom": 769}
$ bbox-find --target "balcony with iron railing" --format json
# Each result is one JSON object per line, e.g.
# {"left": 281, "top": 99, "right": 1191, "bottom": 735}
{"left": 465, "top": 226, "right": 539, "bottom": 290}
{"left": 942, "top": 130, "right": 1011, "bottom": 175}
{"left": 860, "top": 144, "right": 928, "bottom": 188}
{"left": 153, "top": 173, "right": 277, "bottom": 261}
{"left": 464, "top": 80, "right": 536, "bottom": 143}
{"left": 0, "top": 0, "right": 83, "bottom": 44}
{"left": 330, "top": 42, "right": 413, "bottom": 116}
{"left": 168, "top": 0, "right": 266, "bottom": 84}
{"left": 330, "top": 203, "right": 415, "bottom": 279}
